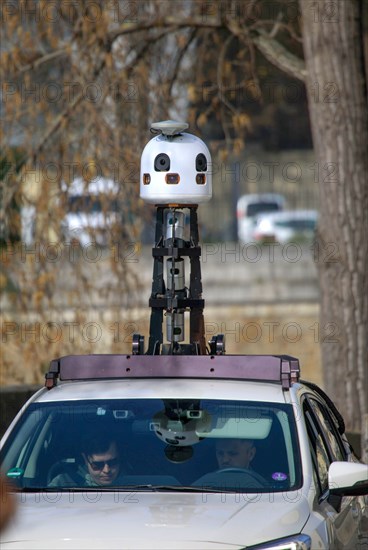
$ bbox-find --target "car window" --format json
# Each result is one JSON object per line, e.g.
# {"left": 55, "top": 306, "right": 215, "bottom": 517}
{"left": 68, "top": 195, "right": 119, "bottom": 213}
{"left": 1, "top": 399, "right": 302, "bottom": 493}
{"left": 304, "top": 403, "right": 331, "bottom": 496}
{"left": 307, "top": 398, "right": 346, "bottom": 462}
{"left": 246, "top": 203, "right": 281, "bottom": 217}
{"left": 274, "top": 219, "right": 316, "bottom": 230}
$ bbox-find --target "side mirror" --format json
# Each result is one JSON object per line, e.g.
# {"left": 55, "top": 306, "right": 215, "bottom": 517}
{"left": 329, "top": 461, "right": 368, "bottom": 496}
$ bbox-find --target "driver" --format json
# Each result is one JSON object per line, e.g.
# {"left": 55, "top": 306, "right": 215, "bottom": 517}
{"left": 49, "top": 434, "right": 124, "bottom": 487}
{"left": 82, "top": 436, "right": 122, "bottom": 487}
{"left": 215, "top": 439, "right": 256, "bottom": 470}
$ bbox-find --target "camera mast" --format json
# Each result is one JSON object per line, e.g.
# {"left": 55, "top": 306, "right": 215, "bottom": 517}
{"left": 132, "top": 121, "right": 224, "bottom": 356}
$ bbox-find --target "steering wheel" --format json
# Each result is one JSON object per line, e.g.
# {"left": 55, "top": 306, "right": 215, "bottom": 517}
{"left": 216, "top": 467, "right": 251, "bottom": 474}
{"left": 216, "top": 468, "right": 267, "bottom": 485}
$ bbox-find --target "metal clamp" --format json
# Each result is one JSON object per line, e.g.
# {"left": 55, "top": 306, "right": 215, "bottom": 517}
{"left": 209, "top": 334, "right": 226, "bottom": 355}
{"left": 132, "top": 334, "right": 145, "bottom": 355}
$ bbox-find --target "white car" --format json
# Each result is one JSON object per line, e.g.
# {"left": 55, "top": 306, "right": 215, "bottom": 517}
{"left": 237, "top": 194, "right": 285, "bottom": 244}
{"left": 61, "top": 178, "right": 121, "bottom": 247}
{"left": 253, "top": 210, "right": 318, "bottom": 244}
{"left": 1, "top": 354, "right": 367, "bottom": 549}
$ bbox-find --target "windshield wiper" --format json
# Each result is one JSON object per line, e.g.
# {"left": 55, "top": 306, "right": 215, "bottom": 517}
{"left": 112, "top": 484, "right": 237, "bottom": 493}
{"left": 21, "top": 485, "right": 236, "bottom": 493}
{"left": 20, "top": 487, "right": 86, "bottom": 492}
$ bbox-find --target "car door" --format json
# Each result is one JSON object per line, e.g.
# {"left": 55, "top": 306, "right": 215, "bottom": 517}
{"left": 303, "top": 393, "right": 366, "bottom": 549}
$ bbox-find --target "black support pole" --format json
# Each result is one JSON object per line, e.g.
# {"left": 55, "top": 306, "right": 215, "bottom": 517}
{"left": 146, "top": 205, "right": 206, "bottom": 355}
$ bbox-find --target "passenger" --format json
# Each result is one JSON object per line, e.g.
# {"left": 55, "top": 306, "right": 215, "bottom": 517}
{"left": 49, "top": 434, "right": 124, "bottom": 487}
{"left": 215, "top": 438, "right": 256, "bottom": 470}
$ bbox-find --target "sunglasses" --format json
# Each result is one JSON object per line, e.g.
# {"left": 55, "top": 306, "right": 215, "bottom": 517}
{"left": 87, "top": 457, "right": 119, "bottom": 471}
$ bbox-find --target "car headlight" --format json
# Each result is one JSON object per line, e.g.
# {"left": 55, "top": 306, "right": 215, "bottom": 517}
{"left": 247, "top": 534, "right": 311, "bottom": 550}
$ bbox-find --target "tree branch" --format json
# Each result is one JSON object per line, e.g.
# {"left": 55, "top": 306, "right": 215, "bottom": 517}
{"left": 13, "top": 49, "right": 69, "bottom": 76}
{"left": 251, "top": 30, "right": 307, "bottom": 82}
{"left": 107, "top": 18, "right": 222, "bottom": 43}
{"left": 167, "top": 29, "right": 198, "bottom": 96}
{"left": 108, "top": 18, "right": 307, "bottom": 83}
{"left": 217, "top": 34, "right": 239, "bottom": 115}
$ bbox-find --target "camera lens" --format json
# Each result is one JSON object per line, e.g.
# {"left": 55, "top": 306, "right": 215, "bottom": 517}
{"left": 154, "top": 153, "right": 170, "bottom": 171}
{"left": 165, "top": 173, "right": 180, "bottom": 184}
{"left": 196, "top": 153, "right": 207, "bottom": 171}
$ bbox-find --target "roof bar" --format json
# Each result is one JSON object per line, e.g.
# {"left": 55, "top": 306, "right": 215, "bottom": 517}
{"left": 45, "top": 354, "right": 300, "bottom": 390}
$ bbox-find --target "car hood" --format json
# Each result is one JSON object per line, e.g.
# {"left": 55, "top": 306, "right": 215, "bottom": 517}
{"left": 1, "top": 491, "right": 309, "bottom": 549}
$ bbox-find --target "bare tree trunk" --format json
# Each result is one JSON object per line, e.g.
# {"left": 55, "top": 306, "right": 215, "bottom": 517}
{"left": 300, "top": 0, "right": 368, "bottom": 461}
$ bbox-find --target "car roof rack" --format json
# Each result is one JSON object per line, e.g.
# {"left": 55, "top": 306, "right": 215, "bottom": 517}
{"left": 45, "top": 354, "right": 300, "bottom": 391}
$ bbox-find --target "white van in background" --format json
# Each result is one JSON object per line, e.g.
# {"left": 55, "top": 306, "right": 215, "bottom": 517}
{"left": 237, "top": 193, "right": 285, "bottom": 243}
{"left": 61, "top": 177, "right": 121, "bottom": 247}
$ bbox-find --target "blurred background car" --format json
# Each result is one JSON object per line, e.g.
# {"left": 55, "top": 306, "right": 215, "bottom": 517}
{"left": 253, "top": 209, "right": 318, "bottom": 244}
{"left": 237, "top": 193, "right": 285, "bottom": 243}
{"left": 61, "top": 177, "right": 121, "bottom": 247}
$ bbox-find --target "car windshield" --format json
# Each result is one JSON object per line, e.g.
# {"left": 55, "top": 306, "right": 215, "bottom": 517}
{"left": 1, "top": 399, "right": 302, "bottom": 493}
{"left": 246, "top": 203, "right": 281, "bottom": 217}
{"left": 67, "top": 195, "right": 119, "bottom": 213}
